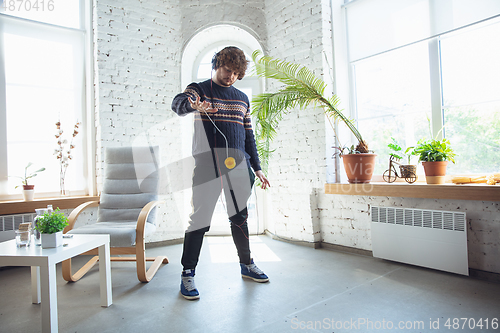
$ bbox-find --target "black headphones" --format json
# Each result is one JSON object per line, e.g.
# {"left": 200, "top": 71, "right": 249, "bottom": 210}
{"left": 211, "top": 52, "right": 219, "bottom": 71}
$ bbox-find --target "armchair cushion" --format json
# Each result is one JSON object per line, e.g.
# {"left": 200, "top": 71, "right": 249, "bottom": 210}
{"left": 98, "top": 194, "right": 157, "bottom": 222}
{"left": 98, "top": 146, "right": 159, "bottom": 226}
{"left": 68, "top": 221, "right": 157, "bottom": 247}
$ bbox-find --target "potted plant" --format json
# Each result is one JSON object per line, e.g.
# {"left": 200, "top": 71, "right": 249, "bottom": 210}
{"left": 388, "top": 137, "right": 417, "bottom": 179}
{"left": 251, "top": 51, "right": 375, "bottom": 183}
{"left": 33, "top": 208, "right": 69, "bottom": 248}
{"left": 412, "top": 138, "right": 456, "bottom": 184}
{"left": 13, "top": 162, "right": 46, "bottom": 201}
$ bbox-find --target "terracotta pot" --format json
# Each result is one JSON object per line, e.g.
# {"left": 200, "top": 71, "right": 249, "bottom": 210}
{"left": 422, "top": 161, "right": 448, "bottom": 184}
{"left": 342, "top": 153, "right": 377, "bottom": 183}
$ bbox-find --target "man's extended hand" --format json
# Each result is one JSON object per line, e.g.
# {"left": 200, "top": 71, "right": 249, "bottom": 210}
{"left": 255, "top": 170, "right": 270, "bottom": 190}
{"left": 189, "top": 96, "right": 218, "bottom": 113}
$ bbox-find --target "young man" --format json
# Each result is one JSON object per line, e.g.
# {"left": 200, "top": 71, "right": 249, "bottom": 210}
{"left": 171, "top": 46, "right": 271, "bottom": 300}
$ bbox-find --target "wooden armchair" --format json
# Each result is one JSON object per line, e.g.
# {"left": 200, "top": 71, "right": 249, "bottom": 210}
{"left": 62, "top": 146, "right": 168, "bottom": 283}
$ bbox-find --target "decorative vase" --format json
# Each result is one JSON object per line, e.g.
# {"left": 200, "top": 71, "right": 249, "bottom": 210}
{"left": 342, "top": 153, "right": 377, "bottom": 183}
{"left": 422, "top": 161, "right": 448, "bottom": 184}
{"left": 22, "top": 185, "right": 35, "bottom": 201}
{"left": 41, "top": 231, "right": 63, "bottom": 248}
{"left": 60, "top": 177, "right": 67, "bottom": 196}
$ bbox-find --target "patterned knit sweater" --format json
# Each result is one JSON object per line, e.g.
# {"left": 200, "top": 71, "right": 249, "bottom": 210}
{"left": 171, "top": 79, "right": 261, "bottom": 172}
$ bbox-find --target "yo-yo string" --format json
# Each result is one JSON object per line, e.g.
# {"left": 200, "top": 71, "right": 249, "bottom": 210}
{"left": 233, "top": 216, "right": 250, "bottom": 240}
{"left": 207, "top": 74, "right": 233, "bottom": 167}
{"left": 202, "top": 108, "right": 230, "bottom": 160}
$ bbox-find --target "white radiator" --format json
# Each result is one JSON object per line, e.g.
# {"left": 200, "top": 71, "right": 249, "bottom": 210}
{"left": 0, "top": 213, "right": 36, "bottom": 242}
{"left": 371, "top": 206, "right": 468, "bottom": 276}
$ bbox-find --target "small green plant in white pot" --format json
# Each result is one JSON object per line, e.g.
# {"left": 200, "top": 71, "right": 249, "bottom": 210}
{"left": 34, "top": 208, "right": 69, "bottom": 248}
{"left": 13, "top": 162, "right": 45, "bottom": 201}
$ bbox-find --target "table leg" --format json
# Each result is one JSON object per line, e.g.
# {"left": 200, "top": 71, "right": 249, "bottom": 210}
{"left": 40, "top": 263, "right": 58, "bottom": 333}
{"left": 98, "top": 242, "right": 112, "bottom": 307}
{"left": 31, "top": 266, "right": 41, "bottom": 304}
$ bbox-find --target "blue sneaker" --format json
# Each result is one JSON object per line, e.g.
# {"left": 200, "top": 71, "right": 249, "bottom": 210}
{"left": 240, "top": 259, "right": 269, "bottom": 282}
{"left": 180, "top": 269, "right": 200, "bottom": 300}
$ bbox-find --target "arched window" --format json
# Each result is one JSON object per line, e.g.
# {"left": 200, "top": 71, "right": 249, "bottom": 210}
{"left": 181, "top": 25, "right": 264, "bottom": 236}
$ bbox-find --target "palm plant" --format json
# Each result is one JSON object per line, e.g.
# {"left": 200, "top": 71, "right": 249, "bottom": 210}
{"left": 250, "top": 51, "right": 368, "bottom": 171}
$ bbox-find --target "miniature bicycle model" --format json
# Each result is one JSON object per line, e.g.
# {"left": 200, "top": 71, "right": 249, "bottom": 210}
{"left": 383, "top": 156, "right": 417, "bottom": 184}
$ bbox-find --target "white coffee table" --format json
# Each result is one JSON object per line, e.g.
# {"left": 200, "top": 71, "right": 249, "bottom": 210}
{"left": 0, "top": 234, "right": 112, "bottom": 333}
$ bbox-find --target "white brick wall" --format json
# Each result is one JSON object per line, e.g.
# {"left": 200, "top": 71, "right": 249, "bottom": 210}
{"left": 178, "top": 0, "right": 266, "bottom": 44}
{"left": 93, "top": 0, "right": 267, "bottom": 242}
{"left": 94, "top": 0, "right": 185, "bottom": 241}
{"left": 91, "top": 0, "right": 500, "bottom": 275}
{"left": 318, "top": 194, "right": 500, "bottom": 274}
{"left": 264, "top": 0, "right": 330, "bottom": 243}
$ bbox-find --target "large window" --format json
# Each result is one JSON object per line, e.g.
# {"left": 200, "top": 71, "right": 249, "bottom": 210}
{"left": 440, "top": 22, "right": 500, "bottom": 174}
{"left": 355, "top": 18, "right": 500, "bottom": 175}
{"left": 355, "top": 41, "right": 431, "bottom": 174}
{"left": 341, "top": 0, "right": 500, "bottom": 176}
{"left": 0, "top": 0, "right": 89, "bottom": 199}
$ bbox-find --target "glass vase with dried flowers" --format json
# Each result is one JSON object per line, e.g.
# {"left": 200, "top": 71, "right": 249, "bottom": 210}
{"left": 54, "top": 120, "right": 81, "bottom": 196}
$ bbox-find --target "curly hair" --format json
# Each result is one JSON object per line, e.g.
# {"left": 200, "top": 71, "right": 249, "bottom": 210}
{"left": 213, "top": 46, "right": 248, "bottom": 80}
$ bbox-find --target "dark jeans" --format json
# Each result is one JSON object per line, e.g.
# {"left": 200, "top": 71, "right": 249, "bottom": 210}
{"left": 181, "top": 162, "right": 255, "bottom": 270}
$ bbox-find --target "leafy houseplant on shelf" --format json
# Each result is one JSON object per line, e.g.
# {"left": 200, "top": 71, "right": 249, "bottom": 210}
{"left": 388, "top": 137, "right": 417, "bottom": 180}
{"left": 412, "top": 138, "right": 456, "bottom": 184}
{"left": 33, "top": 208, "right": 69, "bottom": 248}
{"left": 13, "top": 162, "right": 46, "bottom": 201}
{"left": 251, "top": 51, "right": 375, "bottom": 183}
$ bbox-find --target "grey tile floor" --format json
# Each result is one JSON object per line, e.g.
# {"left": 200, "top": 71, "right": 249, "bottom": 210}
{"left": 1, "top": 234, "right": 500, "bottom": 333}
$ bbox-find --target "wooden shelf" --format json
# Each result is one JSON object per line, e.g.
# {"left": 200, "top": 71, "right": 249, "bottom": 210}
{"left": 324, "top": 182, "right": 500, "bottom": 201}
{"left": 0, "top": 196, "right": 100, "bottom": 215}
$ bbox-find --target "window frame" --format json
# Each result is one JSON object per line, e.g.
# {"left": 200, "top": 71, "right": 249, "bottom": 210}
{"left": 331, "top": 0, "right": 500, "bottom": 182}
{"left": 0, "top": 0, "right": 94, "bottom": 200}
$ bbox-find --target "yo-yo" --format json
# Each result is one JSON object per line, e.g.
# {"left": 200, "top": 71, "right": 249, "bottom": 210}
{"left": 225, "top": 157, "right": 236, "bottom": 169}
